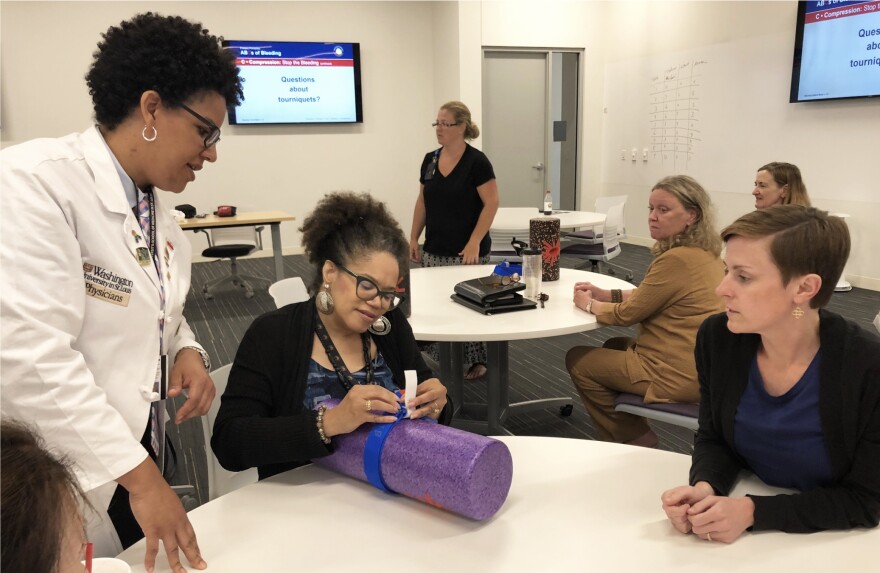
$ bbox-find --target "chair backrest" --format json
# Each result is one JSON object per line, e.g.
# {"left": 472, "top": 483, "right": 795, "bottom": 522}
{"left": 268, "top": 277, "right": 310, "bottom": 308}
{"left": 593, "top": 195, "right": 628, "bottom": 239}
{"left": 596, "top": 202, "right": 623, "bottom": 259}
{"left": 202, "top": 364, "right": 258, "bottom": 500}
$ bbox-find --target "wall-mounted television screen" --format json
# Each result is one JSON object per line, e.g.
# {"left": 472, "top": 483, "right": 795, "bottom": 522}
{"left": 223, "top": 40, "right": 363, "bottom": 124}
{"left": 790, "top": 1, "right": 880, "bottom": 102}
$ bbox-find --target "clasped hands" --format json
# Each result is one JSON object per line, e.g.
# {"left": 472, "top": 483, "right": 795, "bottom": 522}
{"left": 573, "top": 281, "right": 610, "bottom": 313}
{"left": 322, "top": 378, "right": 447, "bottom": 437}
{"left": 661, "top": 482, "right": 755, "bottom": 544}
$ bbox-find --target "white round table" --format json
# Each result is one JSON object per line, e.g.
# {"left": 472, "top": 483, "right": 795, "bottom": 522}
{"left": 489, "top": 207, "right": 605, "bottom": 256}
{"left": 491, "top": 207, "right": 605, "bottom": 232}
{"left": 408, "top": 265, "right": 633, "bottom": 434}
{"left": 117, "top": 436, "right": 876, "bottom": 573}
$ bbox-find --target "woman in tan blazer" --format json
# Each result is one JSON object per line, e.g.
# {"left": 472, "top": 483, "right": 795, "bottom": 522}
{"left": 566, "top": 175, "right": 724, "bottom": 447}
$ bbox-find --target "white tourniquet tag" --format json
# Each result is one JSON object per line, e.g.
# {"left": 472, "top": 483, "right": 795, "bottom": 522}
{"left": 404, "top": 370, "right": 418, "bottom": 418}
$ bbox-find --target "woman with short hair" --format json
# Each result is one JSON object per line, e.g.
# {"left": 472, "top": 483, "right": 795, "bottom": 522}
{"left": 662, "top": 205, "right": 880, "bottom": 542}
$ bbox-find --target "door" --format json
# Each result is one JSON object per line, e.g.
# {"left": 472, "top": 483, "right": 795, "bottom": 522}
{"left": 482, "top": 51, "right": 547, "bottom": 209}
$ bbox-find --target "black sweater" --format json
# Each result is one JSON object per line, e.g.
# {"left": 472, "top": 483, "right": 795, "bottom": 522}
{"left": 690, "top": 310, "right": 880, "bottom": 533}
{"left": 211, "top": 300, "right": 451, "bottom": 480}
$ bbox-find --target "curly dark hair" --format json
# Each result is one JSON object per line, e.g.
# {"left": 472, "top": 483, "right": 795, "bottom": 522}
{"left": 85, "top": 12, "right": 243, "bottom": 129}
{"left": 300, "top": 192, "right": 409, "bottom": 294}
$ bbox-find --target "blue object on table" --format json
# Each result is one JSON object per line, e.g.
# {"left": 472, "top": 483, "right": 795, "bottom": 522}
{"left": 493, "top": 260, "right": 522, "bottom": 277}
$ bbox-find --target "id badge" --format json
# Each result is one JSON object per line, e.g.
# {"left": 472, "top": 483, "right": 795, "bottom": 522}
{"left": 136, "top": 247, "right": 152, "bottom": 266}
{"left": 155, "top": 354, "right": 169, "bottom": 400}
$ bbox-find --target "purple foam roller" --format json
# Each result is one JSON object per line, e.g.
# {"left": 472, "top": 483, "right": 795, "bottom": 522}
{"left": 312, "top": 402, "right": 513, "bottom": 520}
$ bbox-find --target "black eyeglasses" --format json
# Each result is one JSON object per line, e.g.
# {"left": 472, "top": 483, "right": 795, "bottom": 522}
{"left": 335, "top": 262, "right": 404, "bottom": 310}
{"left": 431, "top": 121, "right": 460, "bottom": 128}
{"left": 479, "top": 273, "right": 521, "bottom": 288}
{"left": 180, "top": 103, "right": 222, "bottom": 148}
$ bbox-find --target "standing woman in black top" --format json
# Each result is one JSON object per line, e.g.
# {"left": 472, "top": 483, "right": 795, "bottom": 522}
{"left": 409, "top": 101, "right": 499, "bottom": 379}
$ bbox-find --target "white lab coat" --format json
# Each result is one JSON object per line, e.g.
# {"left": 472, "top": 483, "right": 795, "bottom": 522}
{"left": 0, "top": 126, "right": 203, "bottom": 508}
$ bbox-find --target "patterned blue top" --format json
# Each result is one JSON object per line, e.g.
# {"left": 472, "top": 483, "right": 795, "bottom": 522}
{"left": 733, "top": 353, "right": 834, "bottom": 491}
{"left": 303, "top": 350, "right": 398, "bottom": 410}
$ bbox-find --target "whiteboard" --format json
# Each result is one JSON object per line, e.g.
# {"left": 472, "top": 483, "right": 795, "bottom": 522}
{"left": 602, "top": 32, "right": 880, "bottom": 204}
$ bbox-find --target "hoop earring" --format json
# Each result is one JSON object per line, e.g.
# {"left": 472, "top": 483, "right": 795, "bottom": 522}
{"left": 792, "top": 306, "right": 804, "bottom": 319}
{"left": 142, "top": 126, "right": 157, "bottom": 142}
{"left": 316, "top": 283, "right": 334, "bottom": 315}
{"left": 368, "top": 315, "right": 391, "bottom": 336}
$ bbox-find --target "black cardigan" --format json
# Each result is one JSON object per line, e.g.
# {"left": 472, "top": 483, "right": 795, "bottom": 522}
{"left": 690, "top": 310, "right": 880, "bottom": 533}
{"left": 211, "top": 299, "right": 451, "bottom": 480}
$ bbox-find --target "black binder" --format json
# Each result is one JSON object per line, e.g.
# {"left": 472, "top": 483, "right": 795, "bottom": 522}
{"left": 451, "top": 276, "right": 537, "bottom": 315}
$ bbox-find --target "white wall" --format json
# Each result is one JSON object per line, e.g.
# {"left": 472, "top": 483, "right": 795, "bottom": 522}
{"left": 469, "top": 0, "right": 880, "bottom": 290}
{"left": 0, "top": 1, "right": 440, "bottom": 256}
{"left": 3, "top": 1, "right": 878, "bottom": 288}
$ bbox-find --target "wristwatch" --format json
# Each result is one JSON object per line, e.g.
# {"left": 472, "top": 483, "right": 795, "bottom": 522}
{"left": 179, "top": 346, "right": 211, "bottom": 371}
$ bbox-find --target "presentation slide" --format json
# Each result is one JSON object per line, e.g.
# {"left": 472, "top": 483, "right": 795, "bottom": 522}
{"left": 225, "top": 41, "right": 361, "bottom": 124}
{"left": 796, "top": 0, "right": 880, "bottom": 101}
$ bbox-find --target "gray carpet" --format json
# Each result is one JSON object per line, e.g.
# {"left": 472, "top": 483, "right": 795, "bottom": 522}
{"left": 166, "top": 244, "right": 880, "bottom": 507}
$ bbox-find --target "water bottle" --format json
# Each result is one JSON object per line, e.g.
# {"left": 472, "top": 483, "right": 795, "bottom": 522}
{"left": 543, "top": 189, "right": 553, "bottom": 215}
{"left": 522, "top": 247, "right": 542, "bottom": 301}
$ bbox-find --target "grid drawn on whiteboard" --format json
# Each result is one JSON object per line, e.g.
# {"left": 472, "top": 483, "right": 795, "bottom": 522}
{"left": 649, "top": 60, "right": 707, "bottom": 171}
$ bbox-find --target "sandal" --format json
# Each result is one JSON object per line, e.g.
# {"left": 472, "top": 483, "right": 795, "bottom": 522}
{"left": 464, "top": 362, "right": 488, "bottom": 380}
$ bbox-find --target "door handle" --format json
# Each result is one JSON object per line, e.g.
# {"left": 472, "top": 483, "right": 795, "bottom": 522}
{"left": 532, "top": 162, "right": 544, "bottom": 171}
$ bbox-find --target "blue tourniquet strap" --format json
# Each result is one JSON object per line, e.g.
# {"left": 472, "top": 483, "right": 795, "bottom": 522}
{"left": 363, "top": 403, "right": 406, "bottom": 493}
{"left": 362, "top": 391, "right": 438, "bottom": 493}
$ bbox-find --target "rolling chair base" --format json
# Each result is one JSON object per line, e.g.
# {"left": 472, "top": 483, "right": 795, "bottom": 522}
{"left": 203, "top": 259, "right": 270, "bottom": 300}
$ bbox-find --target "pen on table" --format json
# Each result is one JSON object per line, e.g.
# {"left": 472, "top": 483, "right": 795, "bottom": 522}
{"left": 85, "top": 542, "right": 93, "bottom": 572}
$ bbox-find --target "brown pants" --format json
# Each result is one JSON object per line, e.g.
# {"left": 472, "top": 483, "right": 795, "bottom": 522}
{"left": 565, "top": 337, "right": 651, "bottom": 442}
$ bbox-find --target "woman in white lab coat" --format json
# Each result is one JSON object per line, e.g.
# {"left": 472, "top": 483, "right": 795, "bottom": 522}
{"left": 0, "top": 12, "right": 242, "bottom": 573}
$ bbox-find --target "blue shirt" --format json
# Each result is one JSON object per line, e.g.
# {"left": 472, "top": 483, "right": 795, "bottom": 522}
{"left": 733, "top": 353, "right": 834, "bottom": 491}
{"left": 303, "top": 350, "right": 397, "bottom": 410}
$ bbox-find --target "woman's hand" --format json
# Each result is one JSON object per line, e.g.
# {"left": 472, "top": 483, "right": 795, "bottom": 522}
{"left": 321, "top": 385, "right": 401, "bottom": 437}
{"left": 409, "top": 240, "right": 421, "bottom": 263}
{"left": 119, "top": 458, "right": 205, "bottom": 573}
{"left": 458, "top": 241, "right": 481, "bottom": 264}
{"left": 687, "top": 495, "right": 755, "bottom": 544}
{"left": 572, "top": 282, "right": 611, "bottom": 301}
{"left": 406, "top": 377, "right": 448, "bottom": 420}
{"left": 573, "top": 289, "right": 594, "bottom": 313}
{"left": 660, "top": 483, "right": 714, "bottom": 534}
{"left": 169, "top": 349, "right": 215, "bottom": 424}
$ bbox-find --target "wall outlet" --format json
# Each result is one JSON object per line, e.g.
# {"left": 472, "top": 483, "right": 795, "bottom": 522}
{"left": 620, "top": 149, "right": 627, "bottom": 160}
{"left": 631, "top": 148, "right": 638, "bottom": 161}
{"left": 642, "top": 148, "right": 649, "bottom": 161}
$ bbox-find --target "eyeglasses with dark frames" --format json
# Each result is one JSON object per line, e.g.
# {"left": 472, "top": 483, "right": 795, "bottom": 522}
{"left": 335, "top": 262, "right": 404, "bottom": 310}
{"left": 431, "top": 121, "right": 460, "bottom": 128}
{"left": 180, "top": 103, "right": 222, "bottom": 148}
{"left": 478, "top": 273, "right": 521, "bottom": 288}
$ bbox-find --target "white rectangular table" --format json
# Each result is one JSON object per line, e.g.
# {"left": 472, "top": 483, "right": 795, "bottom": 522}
{"left": 408, "top": 265, "right": 633, "bottom": 435}
{"left": 179, "top": 210, "right": 295, "bottom": 282}
{"left": 117, "top": 436, "right": 876, "bottom": 572}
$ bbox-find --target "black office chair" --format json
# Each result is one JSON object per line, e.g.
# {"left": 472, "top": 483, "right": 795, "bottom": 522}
{"left": 198, "top": 226, "right": 270, "bottom": 299}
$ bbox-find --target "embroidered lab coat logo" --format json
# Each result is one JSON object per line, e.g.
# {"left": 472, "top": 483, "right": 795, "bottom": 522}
{"left": 83, "top": 263, "right": 133, "bottom": 307}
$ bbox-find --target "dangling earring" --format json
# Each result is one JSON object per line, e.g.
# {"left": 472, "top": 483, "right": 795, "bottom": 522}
{"left": 142, "top": 125, "right": 157, "bottom": 142}
{"left": 792, "top": 305, "right": 804, "bottom": 319}
{"left": 316, "top": 283, "right": 334, "bottom": 315}
{"left": 368, "top": 315, "right": 391, "bottom": 336}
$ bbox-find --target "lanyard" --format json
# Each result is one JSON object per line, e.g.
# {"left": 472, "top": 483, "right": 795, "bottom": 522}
{"left": 135, "top": 188, "right": 166, "bottom": 354}
{"left": 313, "top": 312, "right": 374, "bottom": 391}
